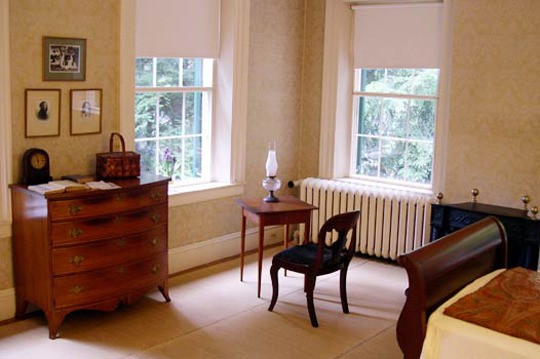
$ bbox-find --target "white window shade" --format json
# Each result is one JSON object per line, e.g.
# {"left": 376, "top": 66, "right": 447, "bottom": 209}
{"left": 136, "top": 0, "right": 220, "bottom": 58}
{"left": 353, "top": 3, "right": 442, "bottom": 69}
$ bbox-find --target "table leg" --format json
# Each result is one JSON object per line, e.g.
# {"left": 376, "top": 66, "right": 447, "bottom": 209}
{"left": 284, "top": 224, "right": 290, "bottom": 276}
{"left": 305, "top": 217, "right": 312, "bottom": 244}
{"left": 258, "top": 222, "right": 264, "bottom": 298}
{"left": 240, "top": 213, "right": 246, "bottom": 282}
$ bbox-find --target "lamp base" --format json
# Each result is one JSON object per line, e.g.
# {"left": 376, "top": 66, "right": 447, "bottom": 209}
{"left": 264, "top": 191, "right": 279, "bottom": 203}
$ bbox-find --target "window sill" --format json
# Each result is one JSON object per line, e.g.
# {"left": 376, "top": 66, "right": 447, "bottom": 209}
{"left": 168, "top": 182, "right": 244, "bottom": 207}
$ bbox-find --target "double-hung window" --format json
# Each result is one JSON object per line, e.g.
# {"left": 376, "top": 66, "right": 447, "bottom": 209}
{"left": 350, "top": 2, "right": 444, "bottom": 190}
{"left": 135, "top": 57, "right": 213, "bottom": 184}
{"left": 134, "top": 0, "right": 220, "bottom": 187}
{"left": 352, "top": 68, "right": 439, "bottom": 186}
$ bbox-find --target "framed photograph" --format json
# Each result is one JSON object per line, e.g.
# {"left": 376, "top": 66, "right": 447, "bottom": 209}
{"left": 25, "top": 89, "right": 61, "bottom": 138}
{"left": 70, "top": 89, "right": 102, "bottom": 135}
{"left": 43, "top": 36, "right": 86, "bottom": 81}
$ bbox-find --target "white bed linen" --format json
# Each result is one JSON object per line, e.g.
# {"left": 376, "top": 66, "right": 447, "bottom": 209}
{"left": 421, "top": 269, "right": 540, "bottom": 359}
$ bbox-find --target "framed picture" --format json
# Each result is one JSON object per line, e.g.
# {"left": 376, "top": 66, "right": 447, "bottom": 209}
{"left": 25, "top": 89, "right": 61, "bottom": 138}
{"left": 70, "top": 89, "right": 102, "bottom": 135}
{"left": 42, "top": 36, "right": 86, "bottom": 81}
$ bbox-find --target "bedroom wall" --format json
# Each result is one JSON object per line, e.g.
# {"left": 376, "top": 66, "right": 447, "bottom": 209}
{"left": 0, "top": 0, "right": 119, "bottom": 291}
{"left": 168, "top": 0, "right": 307, "bottom": 249}
{"left": 443, "top": 0, "right": 540, "bottom": 208}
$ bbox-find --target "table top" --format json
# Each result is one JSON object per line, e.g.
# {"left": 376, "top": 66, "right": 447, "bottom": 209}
{"left": 235, "top": 195, "right": 317, "bottom": 214}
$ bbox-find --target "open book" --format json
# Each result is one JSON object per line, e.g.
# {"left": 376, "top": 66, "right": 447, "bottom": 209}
{"left": 28, "top": 180, "right": 89, "bottom": 195}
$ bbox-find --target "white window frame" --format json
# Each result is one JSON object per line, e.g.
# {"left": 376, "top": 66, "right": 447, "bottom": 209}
{"left": 0, "top": 0, "right": 12, "bottom": 237}
{"left": 350, "top": 69, "right": 440, "bottom": 190}
{"left": 320, "top": 0, "right": 453, "bottom": 194}
{"left": 119, "top": 0, "right": 249, "bottom": 206}
{"left": 134, "top": 57, "right": 213, "bottom": 184}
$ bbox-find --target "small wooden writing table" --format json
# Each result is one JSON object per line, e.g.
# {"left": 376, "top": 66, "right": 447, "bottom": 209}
{"left": 235, "top": 196, "right": 317, "bottom": 297}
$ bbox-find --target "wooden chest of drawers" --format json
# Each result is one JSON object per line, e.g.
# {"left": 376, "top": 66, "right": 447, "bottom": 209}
{"left": 10, "top": 174, "right": 170, "bottom": 338}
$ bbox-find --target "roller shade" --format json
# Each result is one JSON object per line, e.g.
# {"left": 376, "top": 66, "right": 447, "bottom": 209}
{"left": 136, "top": 0, "right": 220, "bottom": 58}
{"left": 353, "top": 3, "right": 443, "bottom": 68}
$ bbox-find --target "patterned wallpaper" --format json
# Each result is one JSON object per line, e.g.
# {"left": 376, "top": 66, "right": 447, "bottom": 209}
{"left": 444, "top": 0, "right": 540, "bottom": 209}
{"left": 1, "top": 0, "right": 119, "bottom": 289}
{"left": 9, "top": 0, "right": 119, "bottom": 182}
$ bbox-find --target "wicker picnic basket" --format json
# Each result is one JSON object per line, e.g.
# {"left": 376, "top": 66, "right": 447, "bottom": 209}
{"left": 96, "top": 132, "right": 140, "bottom": 179}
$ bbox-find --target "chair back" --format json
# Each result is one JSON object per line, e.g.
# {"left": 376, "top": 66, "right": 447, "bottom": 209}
{"left": 315, "top": 211, "right": 361, "bottom": 270}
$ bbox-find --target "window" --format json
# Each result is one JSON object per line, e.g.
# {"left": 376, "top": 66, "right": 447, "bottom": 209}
{"left": 134, "top": 57, "right": 213, "bottom": 184}
{"left": 352, "top": 68, "right": 440, "bottom": 187}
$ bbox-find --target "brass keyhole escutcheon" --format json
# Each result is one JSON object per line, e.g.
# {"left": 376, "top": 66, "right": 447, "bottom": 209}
{"left": 151, "top": 265, "right": 160, "bottom": 274}
{"left": 150, "top": 213, "right": 161, "bottom": 223}
{"left": 151, "top": 238, "right": 160, "bottom": 246}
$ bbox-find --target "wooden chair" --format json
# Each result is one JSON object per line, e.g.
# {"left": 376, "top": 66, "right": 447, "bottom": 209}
{"left": 268, "top": 210, "right": 361, "bottom": 327}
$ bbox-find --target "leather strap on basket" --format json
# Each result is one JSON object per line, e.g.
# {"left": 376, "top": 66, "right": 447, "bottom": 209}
{"left": 109, "top": 132, "right": 126, "bottom": 154}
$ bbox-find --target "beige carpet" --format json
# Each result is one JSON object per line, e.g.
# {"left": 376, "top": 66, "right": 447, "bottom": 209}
{"left": 0, "top": 247, "right": 407, "bottom": 358}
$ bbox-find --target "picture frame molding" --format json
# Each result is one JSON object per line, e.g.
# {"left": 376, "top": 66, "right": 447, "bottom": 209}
{"left": 25, "top": 88, "right": 61, "bottom": 138}
{"left": 42, "top": 36, "right": 86, "bottom": 81}
{"left": 70, "top": 88, "right": 103, "bottom": 136}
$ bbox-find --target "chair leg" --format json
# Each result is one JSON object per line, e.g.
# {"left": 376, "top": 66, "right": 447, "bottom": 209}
{"left": 340, "top": 265, "right": 350, "bottom": 314}
{"left": 305, "top": 275, "right": 318, "bottom": 327}
{"left": 268, "top": 263, "right": 280, "bottom": 311}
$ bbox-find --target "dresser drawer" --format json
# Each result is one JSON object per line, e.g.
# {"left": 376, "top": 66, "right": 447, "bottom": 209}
{"left": 49, "top": 185, "right": 167, "bottom": 221}
{"left": 51, "top": 204, "right": 167, "bottom": 245}
{"left": 52, "top": 225, "right": 167, "bottom": 275}
{"left": 53, "top": 254, "right": 168, "bottom": 308}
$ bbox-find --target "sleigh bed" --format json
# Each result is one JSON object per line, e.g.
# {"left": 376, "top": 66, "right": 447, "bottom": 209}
{"left": 396, "top": 216, "right": 510, "bottom": 358}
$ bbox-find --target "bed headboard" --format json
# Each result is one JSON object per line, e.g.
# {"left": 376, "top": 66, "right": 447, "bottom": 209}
{"left": 396, "top": 216, "right": 507, "bottom": 359}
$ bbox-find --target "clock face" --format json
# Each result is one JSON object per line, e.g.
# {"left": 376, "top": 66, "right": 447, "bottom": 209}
{"left": 31, "top": 152, "right": 47, "bottom": 169}
{"left": 22, "top": 148, "right": 52, "bottom": 185}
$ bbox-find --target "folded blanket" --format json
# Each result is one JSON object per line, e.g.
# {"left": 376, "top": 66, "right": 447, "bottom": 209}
{"left": 444, "top": 267, "right": 540, "bottom": 344}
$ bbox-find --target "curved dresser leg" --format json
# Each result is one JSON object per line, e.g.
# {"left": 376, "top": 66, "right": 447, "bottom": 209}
{"left": 158, "top": 283, "right": 171, "bottom": 302}
{"left": 45, "top": 310, "right": 68, "bottom": 339}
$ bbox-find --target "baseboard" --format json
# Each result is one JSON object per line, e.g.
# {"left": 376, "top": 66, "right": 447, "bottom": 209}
{"left": 0, "top": 226, "right": 285, "bottom": 322}
{"left": 0, "top": 287, "right": 15, "bottom": 322}
{"left": 168, "top": 226, "right": 284, "bottom": 274}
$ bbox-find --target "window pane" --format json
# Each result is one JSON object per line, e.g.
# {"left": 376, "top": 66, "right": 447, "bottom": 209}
{"left": 185, "top": 136, "right": 202, "bottom": 179}
{"left": 135, "top": 140, "right": 156, "bottom": 174}
{"left": 409, "top": 99, "right": 437, "bottom": 140}
{"left": 158, "top": 93, "right": 183, "bottom": 136}
{"left": 358, "top": 96, "right": 382, "bottom": 136}
{"left": 135, "top": 93, "right": 157, "bottom": 138}
{"left": 185, "top": 92, "right": 203, "bottom": 135}
{"left": 156, "top": 58, "right": 180, "bottom": 87}
{"left": 183, "top": 58, "right": 203, "bottom": 87}
{"left": 357, "top": 68, "right": 439, "bottom": 96}
{"left": 381, "top": 98, "right": 408, "bottom": 138}
{"left": 380, "top": 139, "right": 405, "bottom": 181}
{"left": 159, "top": 139, "right": 183, "bottom": 180}
{"left": 402, "top": 141, "right": 433, "bottom": 184}
{"left": 136, "top": 58, "right": 154, "bottom": 87}
{"left": 356, "top": 136, "right": 379, "bottom": 177}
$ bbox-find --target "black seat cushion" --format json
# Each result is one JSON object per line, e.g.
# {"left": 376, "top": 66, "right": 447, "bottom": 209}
{"left": 274, "top": 243, "right": 333, "bottom": 267}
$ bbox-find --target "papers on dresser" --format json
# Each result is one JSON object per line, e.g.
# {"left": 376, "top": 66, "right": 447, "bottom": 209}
{"left": 86, "top": 181, "right": 121, "bottom": 190}
{"left": 28, "top": 180, "right": 88, "bottom": 194}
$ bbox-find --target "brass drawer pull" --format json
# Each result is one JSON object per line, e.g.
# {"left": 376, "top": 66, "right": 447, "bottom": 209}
{"left": 150, "top": 213, "right": 161, "bottom": 223}
{"left": 115, "top": 215, "right": 124, "bottom": 223}
{"left": 150, "top": 190, "right": 162, "bottom": 201}
{"left": 69, "top": 285, "right": 85, "bottom": 295}
{"left": 117, "top": 266, "right": 127, "bottom": 274}
{"left": 69, "top": 255, "right": 85, "bottom": 267}
{"left": 69, "top": 228, "right": 83, "bottom": 238}
{"left": 116, "top": 238, "right": 126, "bottom": 247}
{"left": 69, "top": 205, "right": 82, "bottom": 215}
{"left": 150, "top": 238, "right": 160, "bottom": 246}
{"left": 151, "top": 265, "right": 160, "bottom": 274}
